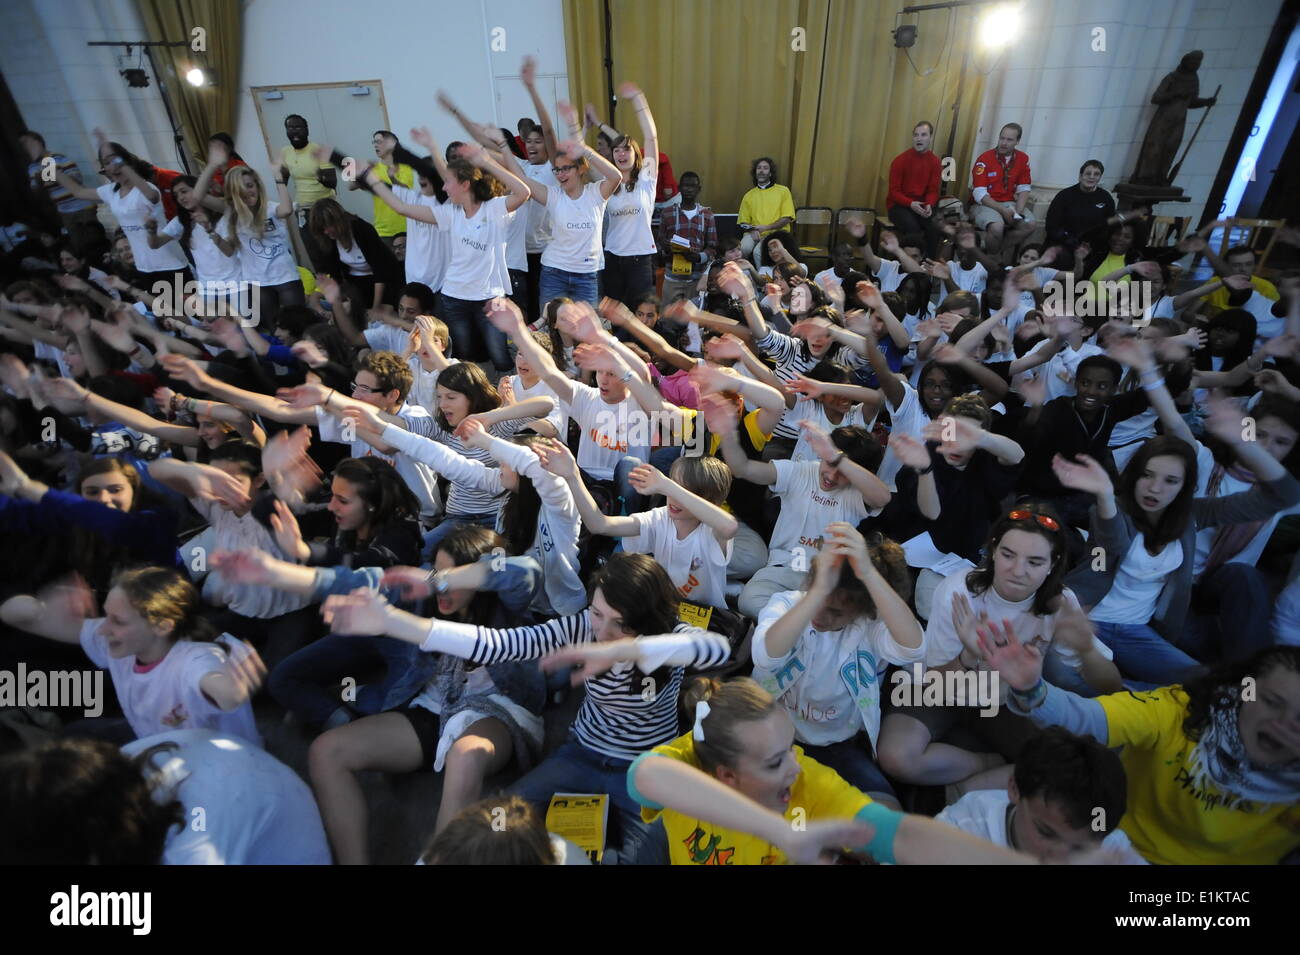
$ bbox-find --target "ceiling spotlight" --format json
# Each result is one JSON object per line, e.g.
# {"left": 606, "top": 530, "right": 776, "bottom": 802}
{"left": 979, "top": 4, "right": 1022, "bottom": 50}
{"left": 185, "top": 67, "right": 206, "bottom": 86}
{"left": 121, "top": 68, "right": 150, "bottom": 88}
{"left": 893, "top": 25, "right": 918, "bottom": 49}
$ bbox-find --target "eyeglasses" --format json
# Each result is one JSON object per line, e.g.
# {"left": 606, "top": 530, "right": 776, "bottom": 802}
{"left": 350, "top": 381, "right": 379, "bottom": 395}
{"left": 1006, "top": 509, "right": 1060, "bottom": 532}
{"left": 551, "top": 164, "right": 577, "bottom": 175}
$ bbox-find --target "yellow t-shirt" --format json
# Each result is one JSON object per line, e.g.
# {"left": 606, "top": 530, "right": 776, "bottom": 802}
{"left": 1206, "top": 275, "right": 1279, "bottom": 311}
{"left": 298, "top": 267, "right": 318, "bottom": 296}
{"left": 1088, "top": 252, "right": 1131, "bottom": 285}
{"left": 1097, "top": 686, "right": 1300, "bottom": 865}
{"left": 631, "top": 731, "right": 872, "bottom": 865}
{"left": 674, "top": 407, "right": 771, "bottom": 458}
{"left": 280, "top": 143, "right": 335, "bottom": 207}
{"left": 738, "top": 184, "right": 795, "bottom": 237}
{"left": 372, "top": 162, "right": 416, "bottom": 237}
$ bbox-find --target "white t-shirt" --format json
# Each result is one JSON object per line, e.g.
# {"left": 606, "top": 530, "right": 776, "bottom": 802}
{"left": 337, "top": 239, "right": 372, "bottom": 275}
{"left": 789, "top": 398, "right": 870, "bottom": 462}
{"left": 1244, "top": 292, "right": 1284, "bottom": 346}
{"left": 1027, "top": 339, "right": 1104, "bottom": 402}
{"left": 622, "top": 506, "right": 732, "bottom": 609}
{"left": 189, "top": 496, "right": 313, "bottom": 620}
{"left": 233, "top": 200, "right": 298, "bottom": 286}
{"left": 504, "top": 194, "right": 528, "bottom": 272}
{"left": 603, "top": 167, "right": 658, "bottom": 256}
{"left": 936, "top": 789, "right": 1145, "bottom": 862}
{"left": 390, "top": 185, "right": 448, "bottom": 290}
{"left": 813, "top": 267, "right": 843, "bottom": 290}
{"left": 924, "top": 570, "right": 1111, "bottom": 674}
{"left": 541, "top": 181, "right": 607, "bottom": 273}
{"left": 96, "top": 183, "right": 190, "bottom": 274}
{"left": 79, "top": 620, "right": 261, "bottom": 745}
{"left": 752, "top": 589, "right": 925, "bottom": 748}
{"left": 950, "top": 259, "right": 988, "bottom": 296}
{"left": 123, "top": 729, "right": 331, "bottom": 864}
{"left": 524, "top": 161, "right": 558, "bottom": 253}
{"left": 513, "top": 374, "right": 567, "bottom": 438}
{"left": 874, "top": 258, "right": 904, "bottom": 293}
{"left": 161, "top": 213, "right": 240, "bottom": 285}
{"left": 878, "top": 380, "right": 931, "bottom": 489}
{"left": 768, "top": 459, "right": 870, "bottom": 567}
{"left": 433, "top": 195, "right": 514, "bottom": 301}
{"left": 362, "top": 322, "right": 410, "bottom": 355}
{"left": 564, "top": 382, "right": 649, "bottom": 481}
{"left": 315, "top": 402, "right": 442, "bottom": 522}
{"left": 1088, "top": 537, "right": 1184, "bottom": 625}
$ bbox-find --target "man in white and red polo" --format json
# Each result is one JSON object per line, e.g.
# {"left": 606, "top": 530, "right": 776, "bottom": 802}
{"left": 970, "top": 122, "right": 1036, "bottom": 264}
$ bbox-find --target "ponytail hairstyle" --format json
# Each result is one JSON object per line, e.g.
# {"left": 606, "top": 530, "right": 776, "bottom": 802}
{"left": 444, "top": 158, "right": 497, "bottom": 203}
{"left": 110, "top": 566, "right": 220, "bottom": 645}
{"left": 332, "top": 457, "right": 419, "bottom": 549}
{"left": 434, "top": 361, "right": 501, "bottom": 431}
{"left": 499, "top": 434, "right": 555, "bottom": 556}
{"left": 681, "top": 677, "right": 782, "bottom": 775}
{"left": 225, "top": 166, "right": 269, "bottom": 240}
{"left": 434, "top": 525, "right": 509, "bottom": 626}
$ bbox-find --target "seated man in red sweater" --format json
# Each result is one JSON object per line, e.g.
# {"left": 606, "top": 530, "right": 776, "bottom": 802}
{"left": 888, "top": 121, "right": 944, "bottom": 258}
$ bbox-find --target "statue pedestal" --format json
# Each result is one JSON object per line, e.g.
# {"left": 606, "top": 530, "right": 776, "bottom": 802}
{"left": 1115, "top": 181, "right": 1192, "bottom": 211}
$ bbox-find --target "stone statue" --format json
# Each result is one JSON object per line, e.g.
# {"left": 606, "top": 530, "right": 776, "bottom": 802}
{"left": 1131, "top": 51, "right": 1218, "bottom": 186}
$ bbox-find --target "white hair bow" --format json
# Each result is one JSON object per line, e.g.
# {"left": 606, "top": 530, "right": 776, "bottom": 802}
{"left": 692, "top": 700, "right": 711, "bottom": 741}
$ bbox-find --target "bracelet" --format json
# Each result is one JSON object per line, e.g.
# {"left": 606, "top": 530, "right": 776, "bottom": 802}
{"left": 325, "top": 389, "right": 335, "bottom": 408}
{"left": 913, "top": 461, "right": 934, "bottom": 476}
{"left": 1140, "top": 376, "right": 1166, "bottom": 392}
{"left": 128, "top": 342, "right": 143, "bottom": 357}
{"left": 184, "top": 397, "right": 198, "bottom": 413}
{"left": 1010, "top": 678, "right": 1049, "bottom": 711}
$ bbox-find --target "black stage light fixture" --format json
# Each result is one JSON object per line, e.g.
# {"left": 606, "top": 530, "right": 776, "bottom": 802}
{"left": 893, "top": 25, "right": 918, "bottom": 48}
{"left": 122, "top": 67, "right": 150, "bottom": 87}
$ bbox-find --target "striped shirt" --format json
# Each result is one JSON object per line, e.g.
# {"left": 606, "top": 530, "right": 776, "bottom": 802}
{"left": 754, "top": 329, "right": 868, "bottom": 439}
{"left": 27, "top": 153, "right": 94, "bottom": 214}
{"left": 403, "top": 412, "right": 531, "bottom": 517}
{"left": 420, "top": 613, "right": 731, "bottom": 760}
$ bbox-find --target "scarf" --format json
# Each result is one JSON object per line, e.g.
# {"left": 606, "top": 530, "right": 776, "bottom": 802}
{"left": 1200, "top": 462, "right": 1265, "bottom": 577}
{"left": 1187, "top": 693, "right": 1300, "bottom": 806}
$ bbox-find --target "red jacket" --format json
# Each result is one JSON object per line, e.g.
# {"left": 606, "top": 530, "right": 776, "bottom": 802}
{"left": 970, "top": 148, "right": 1031, "bottom": 204}
{"left": 656, "top": 152, "right": 678, "bottom": 203}
{"left": 888, "top": 149, "right": 941, "bottom": 209}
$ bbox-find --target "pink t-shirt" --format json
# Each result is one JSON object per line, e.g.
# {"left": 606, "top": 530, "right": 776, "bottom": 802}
{"left": 650, "top": 364, "right": 700, "bottom": 410}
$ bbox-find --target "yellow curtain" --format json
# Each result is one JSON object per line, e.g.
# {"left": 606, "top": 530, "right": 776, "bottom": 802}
{"left": 134, "top": 0, "right": 241, "bottom": 172}
{"left": 563, "top": 0, "right": 988, "bottom": 216}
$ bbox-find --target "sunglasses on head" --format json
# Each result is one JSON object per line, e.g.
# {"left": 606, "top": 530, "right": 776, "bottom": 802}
{"left": 1006, "top": 509, "right": 1060, "bottom": 531}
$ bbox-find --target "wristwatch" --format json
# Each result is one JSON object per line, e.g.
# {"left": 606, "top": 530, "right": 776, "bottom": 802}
{"left": 425, "top": 568, "right": 451, "bottom": 594}
{"left": 619, "top": 368, "right": 635, "bottom": 383}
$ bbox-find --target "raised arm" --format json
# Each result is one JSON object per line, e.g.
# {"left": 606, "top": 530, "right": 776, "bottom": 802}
{"left": 521, "top": 56, "right": 561, "bottom": 160}
{"left": 631, "top": 463, "right": 738, "bottom": 542}
{"left": 488, "top": 297, "right": 575, "bottom": 404}
{"left": 619, "top": 82, "right": 658, "bottom": 175}
{"left": 45, "top": 378, "right": 200, "bottom": 448}
{"left": 537, "top": 438, "right": 639, "bottom": 536}
{"left": 158, "top": 353, "right": 317, "bottom": 425}
{"left": 801, "top": 420, "right": 891, "bottom": 510}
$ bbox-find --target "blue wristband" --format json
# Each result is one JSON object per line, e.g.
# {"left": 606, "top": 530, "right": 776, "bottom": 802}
{"left": 854, "top": 801, "right": 903, "bottom": 865}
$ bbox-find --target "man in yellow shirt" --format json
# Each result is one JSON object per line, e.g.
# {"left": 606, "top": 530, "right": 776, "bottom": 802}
{"left": 1184, "top": 220, "right": 1280, "bottom": 313}
{"left": 738, "top": 157, "right": 795, "bottom": 271}
{"left": 280, "top": 114, "right": 338, "bottom": 271}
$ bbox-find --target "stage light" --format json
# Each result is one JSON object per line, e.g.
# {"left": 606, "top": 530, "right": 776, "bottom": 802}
{"left": 185, "top": 67, "right": 206, "bottom": 86}
{"left": 121, "top": 68, "right": 149, "bottom": 88}
{"left": 978, "top": 4, "right": 1022, "bottom": 50}
{"left": 893, "top": 25, "right": 918, "bottom": 49}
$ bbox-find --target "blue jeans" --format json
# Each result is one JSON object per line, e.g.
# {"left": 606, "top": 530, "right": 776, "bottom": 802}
{"left": 510, "top": 740, "right": 652, "bottom": 858}
{"left": 422, "top": 511, "right": 500, "bottom": 563}
{"left": 800, "top": 736, "right": 896, "bottom": 798}
{"left": 1181, "top": 562, "right": 1273, "bottom": 664}
{"left": 268, "top": 633, "right": 427, "bottom": 727}
{"left": 539, "top": 264, "right": 599, "bottom": 307}
{"left": 1093, "top": 620, "right": 1205, "bottom": 689}
{"left": 613, "top": 455, "right": 651, "bottom": 515}
{"left": 437, "top": 293, "right": 512, "bottom": 371}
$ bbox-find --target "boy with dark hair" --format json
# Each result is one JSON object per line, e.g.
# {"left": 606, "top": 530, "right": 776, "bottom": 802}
{"left": 937, "top": 726, "right": 1142, "bottom": 862}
